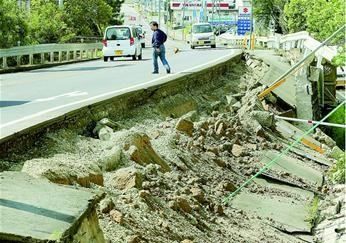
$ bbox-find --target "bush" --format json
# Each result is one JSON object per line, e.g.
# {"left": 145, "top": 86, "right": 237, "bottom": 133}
{"left": 0, "top": 0, "right": 28, "bottom": 48}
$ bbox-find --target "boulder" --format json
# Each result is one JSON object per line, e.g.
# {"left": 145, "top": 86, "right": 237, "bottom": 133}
{"left": 176, "top": 118, "right": 194, "bottom": 136}
{"left": 98, "top": 146, "right": 128, "bottom": 172}
{"left": 110, "top": 210, "right": 124, "bottom": 224}
{"left": 190, "top": 187, "right": 206, "bottom": 204}
{"left": 231, "top": 144, "right": 244, "bottom": 157}
{"left": 111, "top": 167, "right": 143, "bottom": 190}
{"left": 250, "top": 111, "right": 274, "bottom": 128}
{"left": 99, "top": 197, "right": 115, "bottom": 214}
{"left": 124, "top": 133, "right": 171, "bottom": 172}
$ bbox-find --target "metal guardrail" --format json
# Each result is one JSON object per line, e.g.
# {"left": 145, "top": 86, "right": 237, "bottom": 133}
{"left": 0, "top": 43, "right": 103, "bottom": 69}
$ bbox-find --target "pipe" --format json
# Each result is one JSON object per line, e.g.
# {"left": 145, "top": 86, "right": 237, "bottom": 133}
{"left": 275, "top": 115, "right": 346, "bottom": 128}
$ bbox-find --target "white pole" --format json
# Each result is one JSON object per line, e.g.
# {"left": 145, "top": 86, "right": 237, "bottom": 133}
{"left": 275, "top": 116, "right": 346, "bottom": 128}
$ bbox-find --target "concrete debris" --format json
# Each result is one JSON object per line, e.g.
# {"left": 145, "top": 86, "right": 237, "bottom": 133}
{"left": 111, "top": 167, "right": 143, "bottom": 190}
{"left": 110, "top": 209, "right": 124, "bottom": 224}
{"left": 251, "top": 110, "right": 274, "bottom": 128}
{"left": 231, "top": 144, "right": 244, "bottom": 157}
{"left": 176, "top": 118, "right": 194, "bottom": 136}
{"left": 100, "top": 197, "right": 115, "bottom": 214}
{"left": 124, "top": 133, "right": 171, "bottom": 172}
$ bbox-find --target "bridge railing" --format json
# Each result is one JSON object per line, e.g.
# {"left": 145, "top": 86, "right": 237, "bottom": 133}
{"left": 0, "top": 43, "right": 103, "bottom": 70}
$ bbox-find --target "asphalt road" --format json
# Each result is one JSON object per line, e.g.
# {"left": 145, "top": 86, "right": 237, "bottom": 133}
{"left": 0, "top": 46, "right": 239, "bottom": 137}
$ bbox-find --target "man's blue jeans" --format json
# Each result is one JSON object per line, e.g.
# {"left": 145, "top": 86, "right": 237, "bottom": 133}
{"left": 153, "top": 45, "right": 170, "bottom": 73}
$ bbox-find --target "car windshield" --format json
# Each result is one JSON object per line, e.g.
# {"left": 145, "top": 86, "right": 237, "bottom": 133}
{"left": 106, "top": 27, "right": 131, "bottom": 40}
{"left": 192, "top": 25, "right": 212, "bottom": 33}
{"left": 136, "top": 28, "right": 143, "bottom": 34}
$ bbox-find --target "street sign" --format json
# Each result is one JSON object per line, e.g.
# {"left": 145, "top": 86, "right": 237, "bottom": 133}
{"left": 237, "top": 6, "right": 251, "bottom": 35}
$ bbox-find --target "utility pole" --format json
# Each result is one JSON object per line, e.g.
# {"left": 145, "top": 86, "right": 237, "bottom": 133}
{"left": 158, "top": 0, "right": 161, "bottom": 26}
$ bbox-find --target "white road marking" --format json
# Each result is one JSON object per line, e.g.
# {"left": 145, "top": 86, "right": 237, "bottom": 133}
{"left": 0, "top": 51, "right": 237, "bottom": 131}
{"left": 33, "top": 91, "right": 88, "bottom": 102}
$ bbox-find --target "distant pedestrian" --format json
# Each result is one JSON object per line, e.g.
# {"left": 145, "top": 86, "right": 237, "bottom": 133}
{"left": 150, "top": 21, "right": 171, "bottom": 74}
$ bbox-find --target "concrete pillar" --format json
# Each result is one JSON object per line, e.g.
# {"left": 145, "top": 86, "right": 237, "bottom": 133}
{"left": 41, "top": 53, "right": 44, "bottom": 64}
{"left": 29, "top": 54, "right": 33, "bottom": 65}
{"left": 16, "top": 56, "right": 21, "bottom": 66}
{"left": 50, "top": 52, "right": 54, "bottom": 63}
{"left": 3, "top": 57, "right": 8, "bottom": 69}
{"left": 66, "top": 51, "right": 70, "bottom": 61}
{"left": 73, "top": 51, "right": 77, "bottom": 60}
{"left": 58, "top": 51, "right": 62, "bottom": 62}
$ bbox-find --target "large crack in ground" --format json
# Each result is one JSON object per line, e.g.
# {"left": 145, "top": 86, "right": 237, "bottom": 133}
{"left": 1, "top": 56, "right": 341, "bottom": 243}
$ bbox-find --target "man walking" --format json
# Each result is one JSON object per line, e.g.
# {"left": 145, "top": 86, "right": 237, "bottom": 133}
{"left": 150, "top": 21, "right": 171, "bottom": 74}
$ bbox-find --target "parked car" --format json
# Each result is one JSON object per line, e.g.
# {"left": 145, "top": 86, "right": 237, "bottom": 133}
{"left": 136, "top": 25, "right": 146, "bottom": 48}
{"left": 102, "top": 25, "right": 143, "bottom": 62}
{"left": 190, "top": 23, "right": 216, "bottom": 49}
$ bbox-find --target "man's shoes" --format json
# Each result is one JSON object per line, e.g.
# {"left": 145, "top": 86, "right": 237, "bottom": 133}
{"left": 152, "top": 71, "right": 159, "bottom": 74}
{"left": 166, "top": 69, "right": 171, "bottom": 74}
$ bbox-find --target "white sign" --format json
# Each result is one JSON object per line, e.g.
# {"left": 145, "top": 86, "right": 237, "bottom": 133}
{"left": 239, "top": 6, "right": 252, "bottom": 15}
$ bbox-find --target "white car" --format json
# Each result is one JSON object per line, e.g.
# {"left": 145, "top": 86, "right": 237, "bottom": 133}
{"left": 136, "top": 26, "right": 146, "bottom": 48}
{"left": 190, "top": 23, "right": 216, "bottom": 49}
{"left": 102, "top": 25, "right": 143, "bottom": 62}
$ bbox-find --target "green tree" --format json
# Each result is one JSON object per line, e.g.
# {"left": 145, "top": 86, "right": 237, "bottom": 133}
{"left": 285, "top": 0, "right": 345, "bottom": 41}
{"left": 28, "top": 0, "right": 74, "bottom": 44}
{"left": 305, "top": 0, "right": 345, "bottom": 41}
{"left": 253, "top": 0, "right": 288, "bottom": 34}
{"left": 284, "top": 0, "right": 308, "bottom": 33}
{"left": 64, "top": 0, "right": 113, "bottom": 37}
{"left": 106, "top": 0, "right": 125, "bottom": 25}
{"left": 0, "top": 0, "right": 28, "bottom": 48}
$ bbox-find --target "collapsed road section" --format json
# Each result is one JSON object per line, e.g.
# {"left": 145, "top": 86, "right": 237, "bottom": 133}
{"left": 0, "top": 53, "right": 344, "bottom": 243}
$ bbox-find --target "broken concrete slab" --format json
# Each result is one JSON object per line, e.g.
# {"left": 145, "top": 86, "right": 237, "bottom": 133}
{"left": 254, "top": 178, "right": 314, "bottom": 201}
{"left": 21, "top": 154, "right": 104, "bottom": 188}
{"left": 260, "top": 150, "right": 323, "bottom": 189}
{"left": 0, "top": 171, "right": 105, "bottom": 243}
{"left": 275, "top": 120, "right": 324, "bottom": 154}
{"left": 231, "top": 191, "right": 312, "bottom": 233}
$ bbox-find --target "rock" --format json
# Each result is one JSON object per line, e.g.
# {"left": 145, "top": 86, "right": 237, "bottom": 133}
{"left": 231, "top": 102, "right": 242, "bottom": 112}
{"left": 190, "top": 187, "right": 206, "bottom": 203}
{"left": 214, "top": 204, "right": 224, "bottom": 215}
{"left": 225, "top": 95, "right": 238, "bottom": 106}
{"left": 176, "top": 118, "right": 194, "bottom": 136}
{"left": 93, "top": 119, "right": 120, "bottom": 141}
{"left": 206, "top": 146, "right": 219, "bottom": 155}
{"left": 215, "top": 122, "right": 226, "bottom": 136}
{"left": 251, "top": 111, "right": 274, "bottom": 128}
{"left": 98, "top": 146, "right": 128, "bottom": 172}
{"left": 214, "top": 158, "right": 227, "bottom": 168}
{"left": 139, "top": 190, "right": 150, "bottom": 199}
{"left": 222, "top": 181, "right": 237, "bottom": 192}
{"left": 111, "top": 167, "right": 143, "bottom": 190}
{"left": 174, "top": 196, "right": 192, "bottom": 213}
{"left": 97, "top": 126, "right": 113, "bottom": 141}
{"left": 231, "top": 144, "right": 244, "bottom": 157}
{"left": 219, "top": 142, "right": 233, "bottom": 152}
{"left": 127, "top": 235, "right": 141, "bottom": 243}
{"left": 21, "top": 154, "right": 104, "bottom": 188}
{"left": 181, "top": 240, "right": 194, "bottom": 243}
{"left": 99, "top": 197, "right": 115, "bottom": 214}
{"left": 110, "top": 210, "right": 124, "bottom": 224}
{"left": 181, "top": 110, "right": 199, "bottom": 122}
{"left": 246, "top": 143, "right": 257, "bottom": 151}
{"left": 125, "top": 133, "right": 171, "bottom": 172}
{"left": 329, "top": 146, "right": 343, "bottom": 159}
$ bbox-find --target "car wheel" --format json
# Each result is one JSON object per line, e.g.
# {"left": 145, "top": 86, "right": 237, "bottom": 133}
{"left": 110, "top": 57, "right": 115, "bottom": 61}
{"left": 138, "top": 52, "right": 142, "bottom": 60}
{"left": 132, "top": 54, "right": 137, "bottom": 60}
{"left": 211, "top": 44, "right": 216, "bottom": 48}
{"left": 103, "top": 56, "right": 108, "bottom": 62}
{"left": 191, "top": 45, "right": 195, "bottom": 49}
